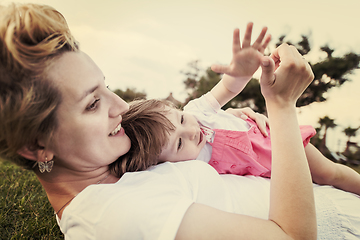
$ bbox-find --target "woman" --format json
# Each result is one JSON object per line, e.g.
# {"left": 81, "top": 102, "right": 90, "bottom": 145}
{"left": 1, "top": 3, "right": 359, "bottom": 239}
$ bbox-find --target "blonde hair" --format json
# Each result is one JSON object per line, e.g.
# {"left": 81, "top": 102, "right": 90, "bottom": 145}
{"left": 110, "top": 99, "right": 176, "bottom": 177}
{"left": 0, "top": 3, "right": 79, "bottom": 169}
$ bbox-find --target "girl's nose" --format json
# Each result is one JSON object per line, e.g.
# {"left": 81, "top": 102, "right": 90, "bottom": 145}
{"left": 184, "top": 126, "right": 197, "bottom": 140}
{"left": 109, "top": 92, "right": 129, "bottom": 117}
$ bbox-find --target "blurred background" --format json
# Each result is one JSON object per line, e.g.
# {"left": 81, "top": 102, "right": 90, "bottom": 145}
{"left": 3, "top": 0, "right": 359, "bottom": 157}
{"left": 1, "top": 0, "right": 359, "bottom": 157}
{"left": 1, "top": 1, "right": 359, "bottom": 238}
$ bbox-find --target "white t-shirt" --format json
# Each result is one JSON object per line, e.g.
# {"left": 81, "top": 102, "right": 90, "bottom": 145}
{"left": 58, "top": 161, "right": 360, "bottom": 239}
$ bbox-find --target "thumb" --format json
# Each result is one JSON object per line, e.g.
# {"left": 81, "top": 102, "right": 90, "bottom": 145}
{"left": 211, "top": 64, "right": 230, "bottom": 75}
{"left": 260, "top": 56, "right": 275, "bottom": 87}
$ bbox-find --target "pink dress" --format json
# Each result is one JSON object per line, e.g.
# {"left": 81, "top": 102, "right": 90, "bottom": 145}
{"left": 207, "top": 118, "right": 316, "bottom": 177}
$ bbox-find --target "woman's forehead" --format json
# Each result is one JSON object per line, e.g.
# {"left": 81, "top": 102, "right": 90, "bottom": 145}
{"left": 47, "top": 51, "right": 104, "bottom": 100}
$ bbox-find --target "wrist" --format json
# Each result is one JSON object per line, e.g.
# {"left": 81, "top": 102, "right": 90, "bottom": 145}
{"left": 226, "top": 74, "right": 252, "bottom": 82}
{"left": 266, "top": 100, "right": 297, "bottom": 118}
{"left": 222, "top": 74, "right": 251, "bottom": 94}
{"left": 264, "top": 96, "right": 297, "bottom": 110}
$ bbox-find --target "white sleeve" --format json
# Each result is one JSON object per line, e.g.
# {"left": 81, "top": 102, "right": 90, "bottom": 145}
{"left": 184, "top": 92, "right": 249, "bottom": 131}
{"left": 183, "top": 92, "right": 221, "bottom": 116}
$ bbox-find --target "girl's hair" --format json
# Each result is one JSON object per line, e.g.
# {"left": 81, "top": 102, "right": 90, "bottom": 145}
{"left": 109, "top": 99, "right": 176, "bottom": 177}
{"left": 0, "top": 3, "right": 79, "bottom": 169}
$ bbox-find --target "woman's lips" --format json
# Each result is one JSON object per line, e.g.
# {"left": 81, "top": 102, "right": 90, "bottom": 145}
{"left": 109, "top": 123, "right": 123, "bottom": 136}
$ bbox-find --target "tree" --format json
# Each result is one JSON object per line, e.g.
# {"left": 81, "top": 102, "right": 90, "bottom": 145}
{"left": 182, "top": 35, "right": 360, "bottom": 114}
{"left": 113, "top": 88, "right": 146, "bottom": 103}
{"left": 227, "top": 78, "right": 265, "bottom": 112}
{"left": 317, "top": 116, "right": 337, "bottom": 154}
{"left": 182, "top": 61, "right": 222, "bottom": 106}
{"left": 276, "top": 36, "right": 360, "bottom": 108}
{"left": 310, "top": 126, "right": 322, "bottom": 150}
{"left": 343, "top": 126, "right": 360, "bottom": 161}
{"left": 343, "top": 126, "right": 359, "bottom": 143}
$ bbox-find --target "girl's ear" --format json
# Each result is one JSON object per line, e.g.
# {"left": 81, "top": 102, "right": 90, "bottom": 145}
{"left": 17, "top": 146, "right": 54, "bottom": 162}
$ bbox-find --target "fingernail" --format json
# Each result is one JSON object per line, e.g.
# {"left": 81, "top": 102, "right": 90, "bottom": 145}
{"left": 240, "top": 114, "right": 248, "bottom": 120}
{"left": 262, "top": 59, "right": 270, "bottom": 66}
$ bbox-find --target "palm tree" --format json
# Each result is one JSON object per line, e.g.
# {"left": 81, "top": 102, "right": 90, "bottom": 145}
{"left": 343, "top": 126, "right": 359, "bottom": 143}
{"left": 318, "top": 116, "right": 337, "bottom": 153}
{"left": 343, "top": 126, "right": 359, "bottom": 156}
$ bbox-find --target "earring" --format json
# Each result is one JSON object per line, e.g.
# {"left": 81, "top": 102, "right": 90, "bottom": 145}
{"left": 38, "top": 157, "right": 54, "bottom": 173}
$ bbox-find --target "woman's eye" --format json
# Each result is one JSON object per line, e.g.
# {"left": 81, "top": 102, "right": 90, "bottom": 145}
{"left": 177, "top": 138, "right": 182, "bottom": 150}
{"left": 87, "top": 98, "right": 100, "bottom": 111}
{"left": 180, "top": 115, "right": 184, "bottom": 124}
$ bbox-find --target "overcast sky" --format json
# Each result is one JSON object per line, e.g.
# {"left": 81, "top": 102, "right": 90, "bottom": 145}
{"left": 2, "top": 0, "right": 360, "bottom": 151}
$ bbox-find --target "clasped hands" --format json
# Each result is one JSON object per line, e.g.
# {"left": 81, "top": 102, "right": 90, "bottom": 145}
{"left": 260, "top": 43, "right": 314, "bottom": 108}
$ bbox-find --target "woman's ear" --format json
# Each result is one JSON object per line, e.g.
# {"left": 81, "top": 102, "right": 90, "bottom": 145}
{"left": 17, "top": 146, "right": 54, "bottom": 162}
{"left": 17, "top": 146, "right": 39, "bottom": 161}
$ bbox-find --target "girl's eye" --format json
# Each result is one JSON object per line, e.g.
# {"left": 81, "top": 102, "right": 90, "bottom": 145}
{"left": 177, "top": 138, "right": 182, "bottom": 150}
{"left": 106, "top": 84, "right": 110, "bottom": 89}
{"left": 87, "top": 98, "right": 100, "bottom": 111}
{"left": 180, "top": 115, "right": 184, "bottom": 124}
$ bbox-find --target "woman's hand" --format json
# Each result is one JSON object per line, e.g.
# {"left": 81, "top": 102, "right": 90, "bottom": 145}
{"left": 225, "top": 107, "right": 269, "bottom": 137}
{"left": 259, "top": 43, "right": 314, "bottom": 109}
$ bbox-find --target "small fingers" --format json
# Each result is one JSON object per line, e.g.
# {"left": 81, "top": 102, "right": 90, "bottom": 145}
{"left": 227, "top": 107, "right": 269, "bottom": 137}
{"left": 252, "top": 26, "right": 268, "bottom": 50}
{"left": 258, "top": 34, "right": 271, "bottom": 54}
{"left": 242, "top": 22, "right": 253, "bottom": 48}
{"left": 232, "top": 28, "right": 241, "bottom": 54}
{"left": 255, "top": 113, "right": 270, "bottom": 137}
{"left": 225, "top": 108, "right": 248, "bottom": 120}
{"left": 248, "top": 112, "right": 269, "bottom": 137}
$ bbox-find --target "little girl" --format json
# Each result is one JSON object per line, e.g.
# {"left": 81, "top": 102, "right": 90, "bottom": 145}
{"left": 112, "top": 23, "right": 360, "bottom": 196}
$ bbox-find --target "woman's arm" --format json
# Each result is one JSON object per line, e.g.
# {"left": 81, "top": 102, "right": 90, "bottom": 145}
{"left": 176, "top": 44, "right": 316, "bottom": 240}
{"left": 261, "top": 44, "right": 316, "bottom": 239}
{"left": 210, "top": 22, "right": 271, "bottom": 107}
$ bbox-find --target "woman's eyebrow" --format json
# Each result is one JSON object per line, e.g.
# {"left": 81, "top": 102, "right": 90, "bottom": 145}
{"left": 78, "top": 85, "right": 99, "bottom": 102}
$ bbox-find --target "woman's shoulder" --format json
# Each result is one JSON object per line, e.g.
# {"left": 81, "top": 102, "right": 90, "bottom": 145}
{"left": 60, "top": 161, "right": 213, "bottom": 239}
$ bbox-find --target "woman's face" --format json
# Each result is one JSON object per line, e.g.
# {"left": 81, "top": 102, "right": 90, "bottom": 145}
{"left": 47, "top": 51, "right": 131, "bottom": 171}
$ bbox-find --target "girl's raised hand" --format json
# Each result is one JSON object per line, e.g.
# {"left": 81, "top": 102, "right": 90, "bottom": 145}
{"left": 211, "top": 22, "right": 271, "bottom": 80}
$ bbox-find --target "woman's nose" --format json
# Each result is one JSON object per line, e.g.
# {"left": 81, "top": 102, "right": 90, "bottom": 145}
{"left": 109, "top": 92, "right": 129, "bottom": 117}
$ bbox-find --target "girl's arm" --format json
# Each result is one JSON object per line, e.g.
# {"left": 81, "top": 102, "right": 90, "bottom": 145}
{"left": 210, "top": 22, "right": 271, "bottom": 107}
{"left": 176, "top": 44, "right": 316, "bottom": 240}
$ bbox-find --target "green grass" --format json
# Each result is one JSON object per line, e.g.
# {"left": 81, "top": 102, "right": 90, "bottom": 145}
{"left": 0, "top": 160, "right": 63, "bottom": 239}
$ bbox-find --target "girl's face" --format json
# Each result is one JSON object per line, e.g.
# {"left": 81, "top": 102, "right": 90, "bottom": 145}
{"left": 158, "top": 108, "right": 206, "bottom": 162}
{"left": 47, "top": 51, "right": 131, "bottom": 171}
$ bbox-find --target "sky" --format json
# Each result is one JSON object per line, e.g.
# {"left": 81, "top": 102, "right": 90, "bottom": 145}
{"left": 2, "top": 0, "right": 360, "bottom": 152}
